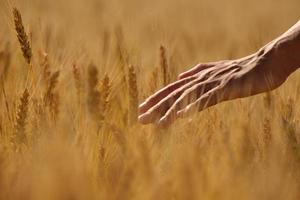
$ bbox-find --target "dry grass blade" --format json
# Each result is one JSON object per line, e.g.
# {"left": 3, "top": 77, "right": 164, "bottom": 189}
{"left": 12, "top": 8, "right": 32, "bottom": 64}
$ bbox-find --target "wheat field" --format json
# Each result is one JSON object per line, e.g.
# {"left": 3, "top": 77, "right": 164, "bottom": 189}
{"left": 0, "top": 0, "right": 300, "bottom": 199}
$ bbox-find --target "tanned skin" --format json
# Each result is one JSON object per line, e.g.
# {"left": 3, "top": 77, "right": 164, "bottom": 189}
{"left": 139, "top": 20, "right": 300, "bottom": 127}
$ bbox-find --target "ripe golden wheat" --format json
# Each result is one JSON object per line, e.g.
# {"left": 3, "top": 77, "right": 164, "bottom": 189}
{"left": 14, "top": 88, "right": 29, "bottom": 144}
{"left": 0, "top": 2, "right": 300, "bottom": 200}
{"left": 13, "top": 7, "right": 32, "bottom": 64}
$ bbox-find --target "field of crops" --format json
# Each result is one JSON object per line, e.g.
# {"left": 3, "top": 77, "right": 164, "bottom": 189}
{"left": 0, "top": 0, "right": 300, "bottom": 199}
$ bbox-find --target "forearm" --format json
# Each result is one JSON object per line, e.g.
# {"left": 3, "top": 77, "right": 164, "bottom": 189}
{"left": 260, "top": 20, "right": 300, "bottom": 75}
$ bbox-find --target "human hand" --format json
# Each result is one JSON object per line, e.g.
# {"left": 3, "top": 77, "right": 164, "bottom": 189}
{"left": 138, "top": 48, "right": 289, "bottom": 127}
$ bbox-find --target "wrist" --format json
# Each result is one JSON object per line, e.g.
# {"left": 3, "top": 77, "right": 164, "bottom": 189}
{"left": 272, "top": 21, "right": 300, "bottom": 74}
{"left": 256, "top": 20, "right": 300, "bottom": 77}
{"left": 273, "top": 38, "right": 300, "bottom": 75}
{"left": 257, "top": 38, "right": 298, "bottom": 78}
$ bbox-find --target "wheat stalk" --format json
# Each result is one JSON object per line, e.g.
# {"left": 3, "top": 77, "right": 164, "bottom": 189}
{"left": 41, "top": 52, "right": 51, "bottom": 83}
{"left": 149, "top": 67, "right": 159, "bottom": 94}
{"left": 115, "top": 26, "right": 129, "bottom": 95}
{"left": 99, "top": 74, "right": 111, "bottom": 115}
{"left": 262, "top": 118, "right": 271, "bottom": 147}
{"left": 44, "top": 71, "right": 60, "bottom": 120}
{"left": 160, "top": 45, "right": 169, "bottom": 86}
{"left": 87, "top": 64, "right": 99, "bottom": 93}
{"left": 0, "top": 43, "right": 11, "bottom": 83}
{"left": 13, "top": 8, "right": 32, "bottom": 64}
{"left": 73, "top": 63, "right": 83, "bottom": 101}
{"left": 87, "top": 64, "right": 103, "bottom": 123}
{"left": 0, "top": 116, "right": 2, "bottom": 136}
{"left": 281, "top": 98, "right": 299, "bottom": 159}
{"left": 44, "top": 71, "right": 59, "bottom": 103}
{"left": 128, "top": 65, "right": 138, "bottom": 125}
{"left": 115, "top": 26, "right": 128, "bottom": 66}
{"left": 14, "top": 89, "right": 29, "bottom": 144}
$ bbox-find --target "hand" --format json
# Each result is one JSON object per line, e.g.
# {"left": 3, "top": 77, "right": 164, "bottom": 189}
{"left": 138, "top": 48, "right": 289, "bottom": 127}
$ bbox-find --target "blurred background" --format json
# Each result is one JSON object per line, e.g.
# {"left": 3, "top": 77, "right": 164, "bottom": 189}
{"left": 1, "top": 0, "right": 300, "bottom": 68}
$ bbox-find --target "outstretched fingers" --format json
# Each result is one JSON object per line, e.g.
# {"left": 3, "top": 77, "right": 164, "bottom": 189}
{"left": 139, "top": 76, "right": 196, "bottom": 114}
{"left": 157, "top": 66, "right": 241, "bottom": 127}
{"left": 175, "top": 87, "right": 222, "bottom": 121}
{"left": 157, "top": 80, "right": 219, "bottom": 127}
{"left": 138, "top": 77, "right": 204, "bottom": 124}
{"left": 176, "top": 78, "right": 233, "bottom": 119}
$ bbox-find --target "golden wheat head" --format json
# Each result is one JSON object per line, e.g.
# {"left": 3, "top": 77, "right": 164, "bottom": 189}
{"left": 100, "top": 74, "right": 111, "bottom": 114}
{"left": 87, "top": 63, "right": 104, "bottom": 123}
{"left": 14, "top": 89, "right": 29, "bottom": 144}
{"left": 128, "top": 65, "right": 139, "bottom": 125}
{"left": 159, "top": 45, "right": 169, "bottom": 86}
{"left": 12, "top": 8, "right": 32, "bottom": 64}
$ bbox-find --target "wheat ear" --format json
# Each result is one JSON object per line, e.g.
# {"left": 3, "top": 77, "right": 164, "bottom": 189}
{"left": 100, "top": 74, "right": 111, "bottom": 115}
{"left": 13, "top": 8, "right": 32, "bottom": 64}
{"left": 87, "top": 64, "right": 103, "bottom": 123}
{"left": 160, "top": 45, "right": 169, "bottom": 86}
{"left": 73, "top": 63, "right": 83, "bottom": 101}
{"left": 44, "top": 71, "right": 60, "bottom": 120}
{"left": 14, "top": 89, "right": 29, "bottom": 144}
{"left": 128, "top": 65, "right": 139, "bottom": 125}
